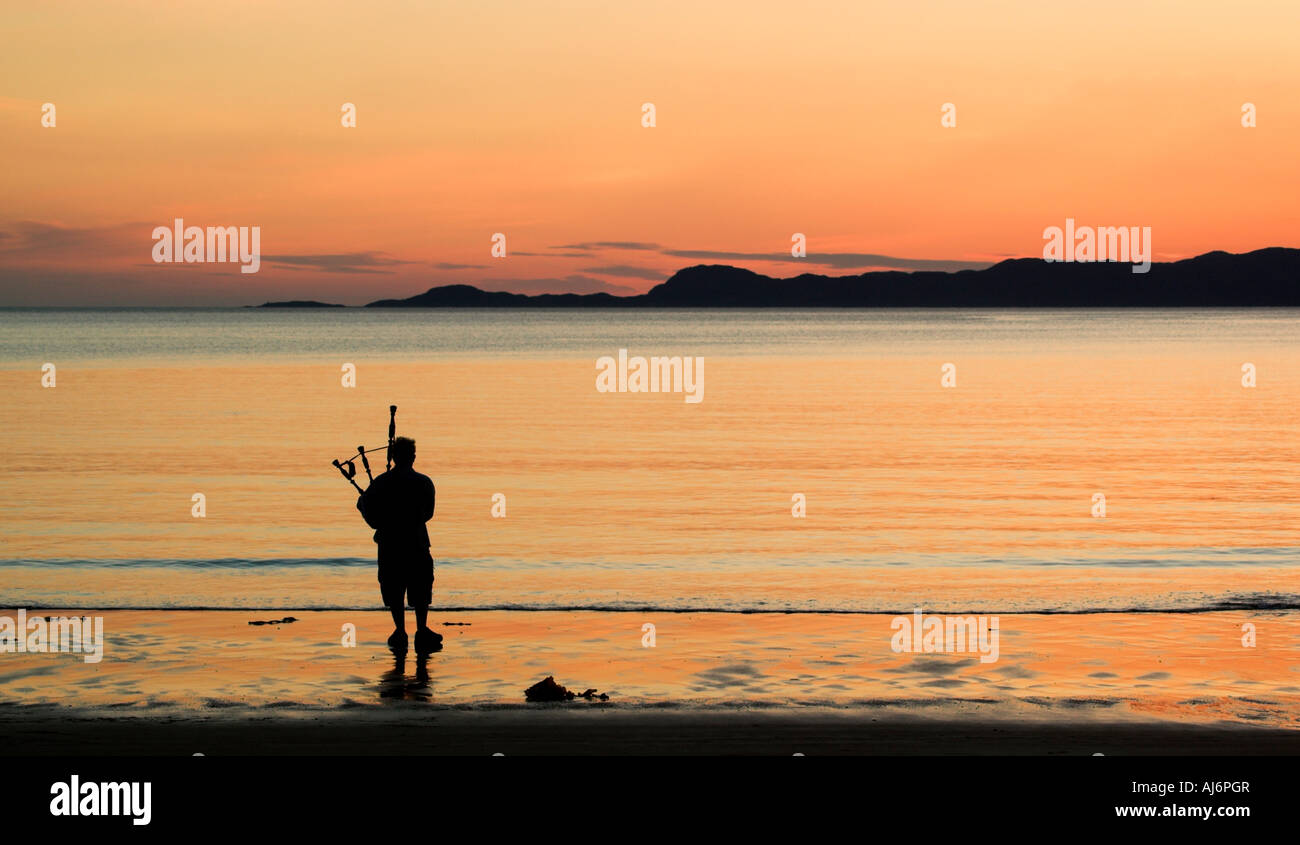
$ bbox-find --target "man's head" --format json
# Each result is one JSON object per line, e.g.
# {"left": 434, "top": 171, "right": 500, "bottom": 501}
{"left": 391, "top": 436, "right": 416, "bottom": 468}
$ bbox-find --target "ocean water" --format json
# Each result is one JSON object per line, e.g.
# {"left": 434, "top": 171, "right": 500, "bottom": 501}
{"left": 1, "top": 308, "right": 1298, "bottom": 614}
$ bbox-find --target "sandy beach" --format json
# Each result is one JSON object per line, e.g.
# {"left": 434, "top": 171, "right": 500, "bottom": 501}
{"left": 2, "top": 608, "right": 1296, "bottom": 755}
{"left": 7, "top": 706, "right": 1300, "bottom": 755}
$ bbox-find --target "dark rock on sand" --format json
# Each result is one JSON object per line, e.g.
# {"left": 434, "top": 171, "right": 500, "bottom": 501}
{"left": 525, "top": 676, "right": 609, "bottom": 702}
{"left": 525, "top": 676, "right": 574, "bottom": 702}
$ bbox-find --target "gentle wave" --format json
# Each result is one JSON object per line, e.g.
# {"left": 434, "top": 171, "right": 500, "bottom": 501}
{"left": 10, "top": 597, "right": 1300, "bottom": 614}
{"left": 0, "top": 557, "right": 374, "bottom": 568}
{"left": 1, "top": 547, "right": 1297, "bottom": 569}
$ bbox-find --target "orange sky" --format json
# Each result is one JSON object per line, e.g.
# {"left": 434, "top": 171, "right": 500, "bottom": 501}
{"left": 2, "top": 0, "right": 1299, "bottom": 305}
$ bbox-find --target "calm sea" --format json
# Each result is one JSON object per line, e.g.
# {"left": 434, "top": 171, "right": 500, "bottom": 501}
{"left": 2, "top": 308, "right": 1298, "bottom": 614}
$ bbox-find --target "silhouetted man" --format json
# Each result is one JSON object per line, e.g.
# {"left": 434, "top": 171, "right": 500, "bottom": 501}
{"left": 356, "top": 436, "right": 442, "bottom": 654}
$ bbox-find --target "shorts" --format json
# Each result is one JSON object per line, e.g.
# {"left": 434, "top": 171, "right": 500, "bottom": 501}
{"left": 377, "top": 546, "right": 434, "bottom": 609}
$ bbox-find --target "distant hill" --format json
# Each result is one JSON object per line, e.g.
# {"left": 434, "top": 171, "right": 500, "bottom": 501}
{"left": 253, "top": 300, "right": 345, "bottom": 308}
{"left": 629, "top": 248, "right": 1300, "bottom": 307}
{"left": 265, "top": 248, "right": 1300, "bottom": 307}
{"left": 365, "top": 284, "right": 623, "bottom": 307}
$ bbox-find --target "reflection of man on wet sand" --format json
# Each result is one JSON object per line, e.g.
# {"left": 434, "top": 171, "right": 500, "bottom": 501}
{"left": 356, "top": 436, "right": 442, "bottom": 654}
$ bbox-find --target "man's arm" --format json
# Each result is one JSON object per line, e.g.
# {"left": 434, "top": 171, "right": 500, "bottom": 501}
{"left": 422, "top": 478, "right": 435, "bottom": 522}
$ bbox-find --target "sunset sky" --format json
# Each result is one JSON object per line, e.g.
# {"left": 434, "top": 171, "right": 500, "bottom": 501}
{"left": 3, "top": 0, "right": 1298, "bottom": 305}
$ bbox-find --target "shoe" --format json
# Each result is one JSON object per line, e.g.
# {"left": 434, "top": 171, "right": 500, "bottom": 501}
{"left": 387, "top": 629, "right": 408, "bottom": 652}
{"left": 414, "top": 627, "right": 443, "bottom": 654}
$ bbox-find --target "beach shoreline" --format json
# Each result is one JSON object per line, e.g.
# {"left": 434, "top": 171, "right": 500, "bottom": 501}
{"left": 1, "top": 608, "right": 1297, "bottom": 756}
{"left": 3, "top": 705, "right": 1299, "bottom": 755}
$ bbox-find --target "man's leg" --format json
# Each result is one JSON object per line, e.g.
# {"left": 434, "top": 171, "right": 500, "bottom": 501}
{"left": 412, "top": 553, "right": 441, "bottom": 652}
{"left": 381, "top": 579, "right": 406, "bottom": 637}
{"left": 413, "top": 604, "right": 441, "bottom": 653}
{"left": 379, "top": 545, "right": 409, "bottom": 649}
{"left": 380, "top": 590, "right": 408, "bottom": 653}
{"left": 385, "top": 591, "right": 408, "bottom": 651}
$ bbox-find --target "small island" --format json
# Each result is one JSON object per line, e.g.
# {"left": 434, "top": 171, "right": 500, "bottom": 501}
{"left": 251, "top": 300, "right": 346, "bottom": 308}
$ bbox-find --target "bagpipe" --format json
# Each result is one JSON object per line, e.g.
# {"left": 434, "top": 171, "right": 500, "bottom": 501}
{"left": 331, "top": 404, "right": 396, "bottom": 494}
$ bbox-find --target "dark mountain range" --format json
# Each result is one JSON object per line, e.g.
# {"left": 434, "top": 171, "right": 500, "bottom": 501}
{"left": 365, "top": 284, "right": 623, "bottom": 307}
{"left": 256, "top": 248, "right": 1300, "bottom": 308}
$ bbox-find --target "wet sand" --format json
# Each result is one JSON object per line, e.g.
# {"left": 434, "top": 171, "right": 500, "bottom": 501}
{"left": 5, "top": 706, "right": 1300, "bottom": 755}
{"left": 1, "top": 609, "right": 1297, "bottom": 754}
